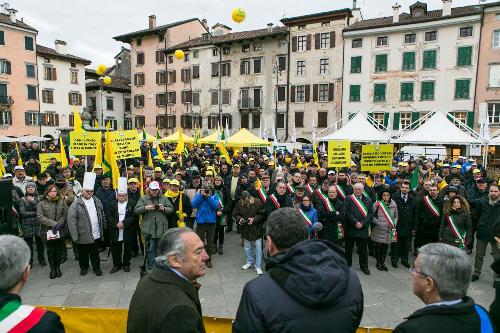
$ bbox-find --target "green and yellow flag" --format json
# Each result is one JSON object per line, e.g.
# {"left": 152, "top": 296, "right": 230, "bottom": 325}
{"left": 73, "top": 106, "right": 84, "bottom": 131}
{"left": 103, "top": 130, "right": 119, "bottom": 189}
{"left": 59, "top": 137, "right": 68, "bottom": 168}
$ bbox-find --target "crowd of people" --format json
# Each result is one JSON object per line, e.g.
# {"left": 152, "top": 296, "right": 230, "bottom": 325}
{"left": 1, "top": 139, "right": 499, "bottom": 332}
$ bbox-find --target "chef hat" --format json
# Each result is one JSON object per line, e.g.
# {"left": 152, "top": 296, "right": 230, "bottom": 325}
{"left": 82, "top": 172, "right": 96, "bottom": 190}
{"left": 117, "top": 177, "right": 128, "bottom": 194}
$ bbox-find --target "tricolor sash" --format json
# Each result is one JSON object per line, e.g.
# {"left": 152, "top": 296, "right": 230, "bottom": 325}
{"left": 257, "top": 187, "right": 268, "bottom": 203}
{"left": 446, "top": 215, "right": 466, "bottom": 249}
{"left": 269, "top": 194, "right": 280, "bottom": 209}
{"left": 424, "top": 195, "right": 440, "bottom": 217}
{"left": 298, "top": 208, "right": 313, "bottom": 227}
{"left": 363, "top": 190, "right": 369, "bottom": 198}
{"left": 337, "top": 223, "right": 345, "bottom": 239}
{"left": 377, "top": 201, "right": 398, "bottom": 241}
{"left": 305, "top": 184, "right": 314, "bottom": 195}
{"left": 350, "top": 195, "right": 368, "bottom": 218}
{"left": 336, "top": 185, "right": 346, "bottom": 200}
{"left": 215, "top": 193, "right": 224, "bottom": 210}
{"left": 316, "top": 189, "right": 335, "bottom": 212}
{"left": 0, "top": 300, "right": 46, "bottom": 333}
{"left": 286, "top": 184, "right": 296, "bottom": 194}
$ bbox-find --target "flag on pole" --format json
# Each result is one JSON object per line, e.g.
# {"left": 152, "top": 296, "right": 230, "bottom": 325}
{"left": 103, "top": 130, "right": 120, "bottom": 189}
{"left": 312, "top": 117, "right": 319, "bottom": 165}
{"left": 175, "top": 128, "right": 184, "bottom": 167}
{"left": 15, "top": 142, "right": 23, "bottom": 166}
{"left": 105, "top": 120, "right": 111, "bottom": 130}
{"left": 225, "top": 118, "right": 230, "bottom": 143}
{"left": 93, "top": 133, "right": 103, "bottom": 172}
{"left": 73, "top": 106, "right": 84, "bottom": 131}
{"left": 156, "top": 127, "right": 161, "bottom": 140}
{"left": 410, "top": 166, "right": 419, "bottom": 191}
{"left": 216, "top": 123, "right": 222, "bottom": 144}
{"left": 291, "top": 123, "right": 297, "bottom": 144}
{"left": 219, "top": 141, "right": 232, "bottom": 165}
{"left": 147, "top": 149, "right": 153, "bottom": 167}
{"left": 142, "top": 128, "right": 147, "bottom": 141}
{"left": 139, "top": 165, "right": 144, "bottom": 196}
{"left": 94, "top": 119, "right": 100, "bottom": 128}
{"left": 59, "top": 137, "right": 68, "bottom": 168}
{"left": 0, "top": 156, "right": 6, "bottom": 177}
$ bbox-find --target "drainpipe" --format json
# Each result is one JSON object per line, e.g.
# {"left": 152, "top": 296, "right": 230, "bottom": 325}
{"left": 285, "top": 31, "right": 291, "bottom": 141}
{"left": 473, "top": 7, "right": 484, "bottom": 133}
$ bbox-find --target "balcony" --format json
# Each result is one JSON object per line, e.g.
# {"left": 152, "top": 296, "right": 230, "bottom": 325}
{"left": 0, "top": 96, "right": 13, "bottom": 106}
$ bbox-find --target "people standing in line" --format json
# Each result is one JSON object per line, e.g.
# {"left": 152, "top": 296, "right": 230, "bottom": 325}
{"left": 372, "top": 189, "right": 399, "bottom": 271}
{"left": 394, "top": 181, "right": 416, "bottom": 268}
{"left": 439, "top": 196, "right": 473, "bottom": 252}
{"left": 192, "top": 184, "right": 219, "bottom": 269}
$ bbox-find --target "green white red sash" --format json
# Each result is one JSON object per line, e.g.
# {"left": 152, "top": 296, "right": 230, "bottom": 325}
{"left": 446, "top": 215, "right": 466, "bottom": 249}
{"left": 305, "top": 184, "right": 314, "bottom": 195}
{"left": 350, "top": 195, "right": 368, "bottom": 218}
{"left": 215, "top": 193, "right": 224, "bottom": 209}
{"left": 257, "top": 187, "right": 267, "bottom": 203}
{"left": 424, "top": 195, "right": 440, "bottom": 217}
{"left": 0, "top": 300, "right": 46, "bottom": 333}
{"left": 377, "top": 201, "right": 398, "bottom": 241}
{"left": 286, "top": 184, "right": 296, "bottom": 194}
{"left": 269, "top": 194, "right": 280, "bottom": 209}
{"left": 316, "top": 189, "right": 335, "bottom": 212}
{"left": 297, "top": 208, "right": 313, "bottom": 227}
{"left": 363, "top": 190, "right": 369, "bottom": 198}
{"left": 337, "top": 222, "right": 344, "bottom": 239}
{"left": 336, "top": 185, "right": 346, "bottom": 200}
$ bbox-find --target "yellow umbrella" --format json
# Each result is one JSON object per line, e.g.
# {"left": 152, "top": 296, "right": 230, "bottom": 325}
{"left": 226, "top": 128, "right": 271, "bottom": 147}
{"left": 160, "top": 131, "right": 195, "bottom": 144}
{"left": 198, "top": 131, "right": 223, "bottom": 145}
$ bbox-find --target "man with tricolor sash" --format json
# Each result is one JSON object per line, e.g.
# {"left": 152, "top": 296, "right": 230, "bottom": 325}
{"left": 335, "top": 169, "right": 353, "bottom": 201}
{"left": 265, "top": 181, "right": 293, "bottom": 216}
{"left": 304, "top": 174, "right": 318, "bottom": 196}
{"left": 345, "top": 182, "right": 373, "bottom": 275}
{"left": 286, "top": 172, "right": 303, "bottom": 197}
{"left": 0, "top": 235, "right": 65, "bottom": 332}
{"left": 415, "top": 184, "right": 442, "bottom": 250}
{"left": 251, "top": 174, "right": 274, "bottom": 204}
{"left": 316, "top": 185, "right": 346, "bottom": 244}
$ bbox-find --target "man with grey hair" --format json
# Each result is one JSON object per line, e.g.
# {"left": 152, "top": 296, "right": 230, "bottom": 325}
{"left": 394, "top": 243, "right": 494, "bottom": 333}
{"left": 0, "top": 235, "right": 64, "bottom": 332}
{"left": 127, "top": 228, "right": 208, "bottom": 333}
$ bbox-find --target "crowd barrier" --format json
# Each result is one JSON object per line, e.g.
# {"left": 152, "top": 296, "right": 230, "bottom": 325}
{"left": 39, "top": 306, "right": 393, "bottom": 333}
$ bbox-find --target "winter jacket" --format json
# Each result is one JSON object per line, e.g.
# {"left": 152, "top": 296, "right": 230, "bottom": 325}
{"left": 165, "top": 191, "right": 193, "bottom": 228}
{"left": 67, "top": 196, "right": 105, "bottom": 244}
{"left": 13, "top": 176, "right": 33, "bottom": 194}
{"left": 37, "top": 197, "right": 69, "bottom": 242}
{"left": 233, "top": 240, "right": 363, "bottom": 333}
{"left": 297, "top": 205, "right": 318, "bottom": 235}
{"left": 345, "top": 195, "right": 373, "bottom": 239}
{"left": 394, "top": 192, "right": 417, "bottom": 237}
{"left": 439, "top": 209, "right": 473, "bottom": 248}
{"left": 416, "top": 195, "right": 442, "bottom": 236}
{"left": 233, "top": 197, "right": 266, "bottom": 241}
{"left": 371, "top": 200, "right": 399, "bottom": 244}
{"left": 470, "top": 196, "right": 500, "bottom": 242}
{"left": 316, "top": 195, "right": 346, "bottom": 243}
{"left": 24, "top": 161, "right": 41, "bottom": 177}
{"left": 95, "top": 186, "right": 116, "bottom": 216}
{"left": 265, "top": 192, "right": 293, "bottom": 216}
{"left": 191, "top": 192, "right": 219, "bottom": 224}
{"left": 106, "top": 199, "right": 138, "bottom": 242}
{"left": 134, "top": 193, "right": 173, "bottom": 239}
{"left": 19, "top": 194, "right": 41, "bottom": 237}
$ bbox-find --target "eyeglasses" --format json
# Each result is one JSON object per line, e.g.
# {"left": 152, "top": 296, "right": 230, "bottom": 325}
{"left": 302, "top": 199, "right": 310, "bottom": 202}
{"left": 409, "top": 264, "right": 432, "bottom": 279}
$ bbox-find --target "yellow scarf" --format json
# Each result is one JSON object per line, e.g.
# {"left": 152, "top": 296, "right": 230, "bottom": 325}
{"left": 165, "top": 190, "right": 186, "bottom": 227}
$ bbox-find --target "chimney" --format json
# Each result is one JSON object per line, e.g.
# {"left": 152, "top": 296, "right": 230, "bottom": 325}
{"left": 353, "top": 0, "right": 358, "bottom": 9}
{"left": 267, "top": 23, "right": 274, "bottom": 32}
{"left": 392, "top": 3, "right": 401, "bottom": 23}
{"left": 148, "top": 15, "right": 156, "bottom": 29}
{"left": 8, "top": 8, "right": 16, "bottom": 23}
{"left": 54, "top": 40, "right": 67, "bottom": 54}
{"left": 201, "top": 18, "right": 208, "bottom": 30}
{"left": 1, "top": 2, "right": 9, "bottom": 15}
{"left": 442, "top": 0, "right": 452, "bottom": 16}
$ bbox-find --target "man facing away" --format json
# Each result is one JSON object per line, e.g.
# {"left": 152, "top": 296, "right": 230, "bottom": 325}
{"left": 233, "top": 207, "right": 363, "bottom": 333}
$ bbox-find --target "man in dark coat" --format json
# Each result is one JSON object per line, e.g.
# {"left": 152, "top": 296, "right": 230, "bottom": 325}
{"left": 316, "top": 185, "right": 346, "bottom": 244}
{"left": 414, "top": 184, "right": 442, "bottom": 251}
{"left": 394, "top": 243, "right": 494, "bottom": 333}
{"left": 345, "top": 182, "right": 373, "bottom": 275}
{"left": 165, "top": 179, "right": 193, "bottom": 229}
{"left": 127, "top": 228, "right": 208, "bottom": 333}
{"left": 232, "top": 208, "right": 363, "bottom": 333}
{"left": 394, "top": 181, "right": 417, "bottom": 268}
{"left": 265, "top": 181, "right": 293, "bottom": 216}
{"left": 466, "top": 178, "right": 488, "bottom": 251}
{"left": 95, "top": 174, "right": 116, "bottom": 250}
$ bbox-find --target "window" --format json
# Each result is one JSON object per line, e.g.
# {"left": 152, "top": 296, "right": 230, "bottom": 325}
{"left": 222, "top": 90, "right": 231, "bottom": 105}
{"left": 404, "top": 33, "right": 416, "bottom": 44}
{"left": 494, "top": 30, "right": 500, "bottom": 48}
{"left": 277, "top": 86, "right": 286, "bottom": 102}
{"left": 372, "top": 112, "right": 385, "bottom": 129}
{"left": 488, "top": 103, "right": 500, "bottom": 124}
{"left": 322, "top": 21, "right": 330, "bottom": 26}
{"left": 457, "top": 46, "right": 472, "bottom": 66}
{"left": 70, "top": 70, "right": 78, "bottom": 84}
{"left": 135, "top": 115, "right": 145, "bottom": 128}
{"left": 155, "top": 50, "right": 164, "bottom": 63}
{"left": 222, "top": 47, "right": 230, "bottom": 55}
{"left": 124, "top": 118, "right": 132, "bottom": 130}
{"left": 168, "top": 56, "right": 173, "bottom": 64}
{"left": 253, "top": 88, "right": 261, "bottom": 108}
{"left": 42, "top": 90, "right": 54, "bottom": 104}
{"left": 318, "top": 112, "right": 328, "bottom": 128}
{"left": 212, "top": 48, "right": 219, "bottom": 57}
{"left": 377, "top": 36, "right": 388, "bottom": 46}
{"left": 402, "top": 52, "right": 416, "bottom": 71}
{"left": 156, "top": 71, "right": 165, "bottom": 84}
{"left": 184, "top": 53, "right": 189, "bottom": 62}
{"left": 43, "top": 113, "right": 59, "bottom": 127}
{"left": 351, "top": 56, "right": 361, "bottom": 73}
{"left": 134, "top": 73, "right": 145, "bottom": 86}
{"left": 68, "top": 92, "right": 82, "bottom": 105}
{"left": 277, "top": 114, "right": 285, "bottom": 129}
{"left": 253, "top": 58, "right": 262, "bottom": 74}
{"left": 106, "top": 118, "right": 118, "bottom": 130}
{"left": 24, "top": 36, "right": 34, "bottom": 51}
{"left": 167, "top": 91, "right": 176, "bottom": 104}
{"left": 25, "top": 112, "right": 38, "bottom": 126}
{"left": 455, "top": 79, "right": 470, "bottom": 99}
{"left": 452, "top": 112, "right": 467, "bottom": 125}
{"left": 240, "top": 114, "right": 249, "bottom": 128}
{"left": 211, "top": 91, "right": 218, "bottom": 105}
{"left": 349, "top": 85, "right": 360, "bottom": 102}
{"left": 0, "top": 110, "right": 12, "bottom": 125}
{"left": 318, "top": 84, "right": 329, "bottom": 101}
{"left": 490, "top": 65, "right": 500, "bottom": 87}
{"left": 134, "top": 95, "right": 145, "bottom": 107}
{"left": 156, "top": 115, "right": 167, "bottom": 129}
{"left": 106, "top": 97, "right": 114, "bottom": 110}
{"left": 0, "top": 59, "right": 10, "bottom": 74}
{"left": 252, "top": 114, "right": 260, "bottom": 129}
{"left": 192, "top": 91, "right": 200, "bottom": 106}
{"left": 254, "top": 42, "right": 262, "bottom": 51}
{"left": 320, "top": 33, "right": 330, "bottom": 49}
{"left": 221, "top": 62, "right": 231, "bottom": 76}
{"left": 125, "top": 98, "right": 131, "bottom": 111}
{"left": 44, "top": 66, "right": 57, "bottom": 80}
{"left": 400, "top": 82, "right": 414, "bottom": 101}
{"left": 425, "top": 31, "right": 437, "bottom": 42}
{"left": 278, "top": 56, "right": 287, "bottom": 71}
{"left": 400, "top": 112, "right": 412, "bottom": 129}
{"left": 193, "top": 51, "right": 199, "bottom": 58}
{"left": 374, "top": 83, "right": 386, "bottom": 102}
{"left": 460, "top": 27, "right": 473, "bottom": 38}
{"left": 375, "top": 54, "right": 388, "bottom": 72}
{"left": 319, "top": 58, "right": 329, "bottom": 75}
{"left": 181, "top": 68, "right": 191, "bottom": 82}
{"left": 192, "top": 65, "right": 200, "bottom": 79}
{"left": 154, "top": 92, "right": 166, "bottom": 106}
{"left": 136, "top": 52, "right": 144, "bottom": 65}
{"left": 298, "top": 25, "right": 306, "bottom": 30}
{"left": 0, "top": 30, "right": 4, "bottom": 45}
{"left": 242, "top": 44, "right": 250, "bottom": 53}
{"left": 297, "top": 60, "right": 306, "bottom": 76}
{"left": 421, "top": 81, "right": 435, "bottom": 100}
{"left": 181, "top": 90, "right": 192, "bottom": 104}
{"left": 240, "top": 59, "right": 250, "bottom": 75}
{"left": 352, "top": 39, "right": 362, "bottom": 48}
{"left": 295, "top": 112, "right": 304, "bottom": 127}
{"left": 27, "top": 85, "right": 37, "bottom": 100}
{"left": 89, "top": 97, "right": 96, "bottom": 112}
{"left": 240, "top": 89, "right": 249, "bottom": 108}
{"left": 297, "top": 36, "right": 307, "bottom": 51}
{"left": 422, "top": 50, "right": 437, "bottom": 69}
{"left": 136, "top": 38, "right": 142, "bottom": 46}
{"left": 296, "top": 85, "right": 305, "bottom": 102}
{"left": 167, "top": 70, "right": 176, "bottom": 83}
{"left": 26, "top": 64, "right": 35, "bottom": 77}
{"left": 167, "top": 115, "right": 176, "bottom": 129}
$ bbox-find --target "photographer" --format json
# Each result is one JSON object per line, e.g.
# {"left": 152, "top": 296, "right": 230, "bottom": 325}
{"left": 192, "top": 184, "right": 220, "bottom": 268}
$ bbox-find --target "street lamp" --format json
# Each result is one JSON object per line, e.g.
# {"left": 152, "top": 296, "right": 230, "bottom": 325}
{"left": 95, "top": 64, "right": 112, "bottom": 127}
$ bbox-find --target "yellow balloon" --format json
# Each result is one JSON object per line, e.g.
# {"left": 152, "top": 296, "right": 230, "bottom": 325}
{"left": 232, "top": 8, "right": 246, "bottom": 23}
{"left": 96, "top": 64, "right": 107, "bottom": 76}
{"left": 174, "top": 49, "right": 185, "bottom": 60}
{"left": 102, "top": 76, "right": 112, "bottom": 85}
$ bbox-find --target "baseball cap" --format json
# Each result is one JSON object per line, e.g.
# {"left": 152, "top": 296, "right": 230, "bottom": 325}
{"left": 205, "top": 171, "right": 213, "bottom": 176}
{"left": 149, "top": 181, "right": 160, "bottom": 190}
{"left": 328, "top": 170, "right": 336, "bottom": 175}
{"left": 233, "top": 164, "right": 240, "bottom": 168}
{"left": 170, "top": 179, "right": 180, "bottom": 186}
{"left": 472, "top": 169, "right": 481, "bottom": 174}
{"left": 93, "top": 163, "right": 102, "bottom": 169}
{"left": 476, "top": 177, "right": 486, "bottom": 184}
{"left": 154, "top": 167, "right": 162, "bottom": 172}
{"left": 14, "top": 166, "right": 24, "bottom": 171}
{"left": 128, "top": 178, "right": 138, "bottom": 183}
{"left": 268, "top": 161, "right": 275, "bottom": 166}
{"left": 73, "top": 158, "right": 80, "bottom": 162}
{"left": 162, "top": 178, "right": 171, "bottom": 184}
{"left": 128, "top": 165, "right": 135, "bottom": 170}
{"left": 153, "top": 156, "right": 160, "bottom": 160}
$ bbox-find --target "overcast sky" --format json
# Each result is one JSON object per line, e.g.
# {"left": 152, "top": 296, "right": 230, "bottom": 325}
{"left": 9, "top": 0, "right": 493, "bottom": 66}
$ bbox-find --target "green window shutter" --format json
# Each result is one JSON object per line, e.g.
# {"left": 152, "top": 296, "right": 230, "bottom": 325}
{"left": 375, "top": 54, "right": 387, "bottom": 72}
{"left": 349, "top": 85, "right": 360, "bottom": 101}
{"left": 368, "top": 112, "right": 374, "bottom": 125}
{"left": 422, "top": 50, "right": 436, "bottom": 69}
{"left": 393, "top": 112, "right": 400, "bottom": 130}
{"left": 455, "top": 79, "right": 470, "bottom": 99}
{"left": 0, "top": 31, "right": 4, "bottom": 45}
{"left": 401, "top": 82, "right": 414, "bottom": 101}
{"left": 24, "top": 36, "right": 33, "bottom": 51}
{"left": 457, "top": 46, "right": 472, "bottom": 67}
{"left": 411, "top": 112, "right": 420, "bottom": 129}
{"left": 374, "top": 83, "right": 386, "bottom": 101}
{"left": 351, "top": 56, "right": 361, "bottom": 73}
{"left": 421, "top": 81, "right": 435, "bottom": 100}
{"left": 384, "top": 112, "right": 389, "bottom": 127}
{"left": 467, "top": 111, "right": 474, "bottom": 129}
{"left": 402, "top": 52, "right": 415, "bottom": 71}
{"left": 447, "top": 112, "right": 454, "bottom": 122}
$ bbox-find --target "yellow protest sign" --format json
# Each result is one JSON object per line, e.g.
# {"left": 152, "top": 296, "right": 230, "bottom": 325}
{"left": 70, "top": 131, "right": 100, "bottom": 156}
{"left": 327, "top": 141, "right": 350, "bottom": 168}
{"left": 361, "top": 144, "right": 394, "bottom": 172}
{"left": 109, "top": 130, "right": 141, "bottom": 159}
{"left": 39, "top": 153, "right": 60, "bottom": 172}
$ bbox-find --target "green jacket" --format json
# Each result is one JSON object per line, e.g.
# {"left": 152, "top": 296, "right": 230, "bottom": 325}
{"left": 134, "top": 193, "right": 173, "bottom": 239}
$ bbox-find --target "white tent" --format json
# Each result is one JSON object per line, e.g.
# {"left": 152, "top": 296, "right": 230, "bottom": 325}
{"left": 487, "top": 136, "right": 500, "bottom": 146}
{"left": 393, "top": 111, "right": 481, "bottom": 145}
{"left": 317, "top": 112, "right": 388, "bottom": 142}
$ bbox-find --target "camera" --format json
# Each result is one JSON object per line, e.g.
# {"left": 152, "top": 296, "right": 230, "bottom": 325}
{"left": 154, "top": 204, "right": 160, "bottom": 210}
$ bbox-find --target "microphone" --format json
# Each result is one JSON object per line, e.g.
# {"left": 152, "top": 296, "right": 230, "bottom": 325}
{"left": 313, "top": 222, "right": 323, "bottom": 232}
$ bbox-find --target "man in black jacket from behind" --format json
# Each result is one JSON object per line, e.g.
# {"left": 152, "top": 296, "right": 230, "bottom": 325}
{"left": 233, "top": 208, "right": 363, "bottom": 333}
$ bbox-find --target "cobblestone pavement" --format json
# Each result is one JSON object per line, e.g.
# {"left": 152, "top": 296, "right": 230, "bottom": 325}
{"left": 22, "top": 232, "right": 496, "bottom": 329}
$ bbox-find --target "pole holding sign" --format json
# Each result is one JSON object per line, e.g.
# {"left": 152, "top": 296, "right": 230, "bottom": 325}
{"left": 361, "top": 144, "right": 394, "bottom": 172}
{"left": 327, "top": 140, "right": 351, "bottom": 168}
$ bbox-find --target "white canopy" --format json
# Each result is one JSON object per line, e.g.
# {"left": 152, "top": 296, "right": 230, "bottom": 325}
{"left": 487, "top": 136, "right": 500, "bottom": 146}
{"left": 317, "top": 112, "right": 388, "bottom": 143}
{"left": 393, "top": 111, "right": 481, "bottom": 145}
{"left": 17, "top": 135, "right": 51, "bottom": 142}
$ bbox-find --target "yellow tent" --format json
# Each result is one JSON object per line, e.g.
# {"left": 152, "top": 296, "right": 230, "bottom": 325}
{"left": 160, "top": 131, "right": 195, "bottom": 144}
{"left": 226, "top": 128, "right": 271, "bottom": 147}
{"left": 199, "top": 131, "right": 223, "bottom": 145}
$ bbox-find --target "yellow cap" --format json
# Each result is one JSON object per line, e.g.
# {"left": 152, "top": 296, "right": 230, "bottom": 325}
{"left": 128, "top": 178, "right": 138, "bottom": 184}
{"left": 167, "top": 156, "right": 172, "bottom": 160}
{"left": 268, "top": 161, "right": 275, "bottom": 166}
{"left": 170, "top": 179, "right": 180, "bottom": 186}
{"left": 263, "top": 156, "right": 269, "bottom": 161}
{"left": 93, "top": 163, "right": 102, "bottom": 169}
{"left": 154, "top": 167, "right": 162, "bottom": 172}
{"left": 162, "top": 178, "right": 171, "bottom": 183}
{"left": 205, "top": 171, "right": 213, "bottom": 176}
{"left": 473, "top": 169, "right": 481, "bottom": 174}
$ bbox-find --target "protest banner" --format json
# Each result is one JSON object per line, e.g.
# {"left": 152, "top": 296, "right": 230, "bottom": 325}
{"left": 361, "top": 144, "right": 394, "bottom": 172}
{"left": 327, "top": 140, "right": 350, "bottom": 168}
{"left": 69, "top": 131, "right": 100, "bottom": 156}
{"left": 39, "top": 153, "right": 60, "bottom": 171}
{"left": 108, "top": 130, "right": 141, "bottom": 159}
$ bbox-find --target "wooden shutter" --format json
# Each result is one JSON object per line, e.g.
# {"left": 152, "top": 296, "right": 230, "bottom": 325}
{"left": 305, "top": 85, "right": 310, "bottom": 102}
{"left": 227, "top": 63, "right": 231, "bottom": 76}
{"left": 291, "top": 86, "right": 296, "bottom": 102}
{"left": 52, "top": 68, "right": 57, "bottom": 80}
{"left": 328, "top": 83, "right": 334, "bottom": 101}
{"left": 240, "top": 61, "right": 245, "bottom": 74}
{"left": 41, "top": 113, "right": 47, "bottom": 126}
{"left": 68, "top": 93, "right": 72, "bottom": 105}
{"left": 181, "top": 69, "right": 185, "bottom": 82}
{"left": 383, "top": 112, "right": 389, "bottom": 127}
{"left": 411, "top": 112, "right": 420, "bottom": 129}
{"left": 314, "top": 33, "right": 320, "bottom": 49}
{"left": 172, "top": 91, "right": 176, "bottom": 104}
{"left": 292, "top": 36, "right": 297, "bottom": 52}
{"left": 172, "top": 70, "right": 176, "bottom": 83}
{"left": 78, "top": 94, "right": 82, "bottom": 105}
{"left": 55, "top": 114, "right": 60, "bottom": 126}
{"left": 330, "top": 31, "right": 336, "bottom": 47}
{"left": 313, "top": 84, "right": 318, "bottom": 102}
{"left": 156, "top": 72, "right": 159, "bottom": 84}
{"left": 393, "top": 112, "right": 400, "bottom": 130}
{"left": 134, "top": 74, "right": 137, "bottom": 86}
{"left": 306, "top": 34, "right": 311, "bottom": 50}
{"left": 24, "top": 112, "right": 30, "bottom": 125}
{"left": 6, "top": 61, "right": 11, "bottom": 74}
{"left": 467, "top": 112, "right": 474, "bottom": 129}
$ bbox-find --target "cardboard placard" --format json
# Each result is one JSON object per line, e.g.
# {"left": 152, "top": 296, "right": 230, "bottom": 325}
{"left": 327, "top": 140, "right": 351, "bottom": 168}
{"left": 70, "top": 131, "right": 100, "bottom": 156}
{"left": 108, "top": 130, "right": 141, "bottom": 160}
{"left": 361, "top": 144, "right": 394, "bottom": 172}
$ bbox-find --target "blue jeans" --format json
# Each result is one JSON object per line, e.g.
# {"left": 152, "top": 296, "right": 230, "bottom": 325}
{"left": 244, "top": 238, "right": 262, "bottom": 269}
{"left": 146, "top": 237, "right": 159, "bottom": 270}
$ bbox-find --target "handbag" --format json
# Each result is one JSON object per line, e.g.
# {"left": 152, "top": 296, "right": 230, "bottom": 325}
{"left": 46, "top": 229, "right": 61, "bottom": 241}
